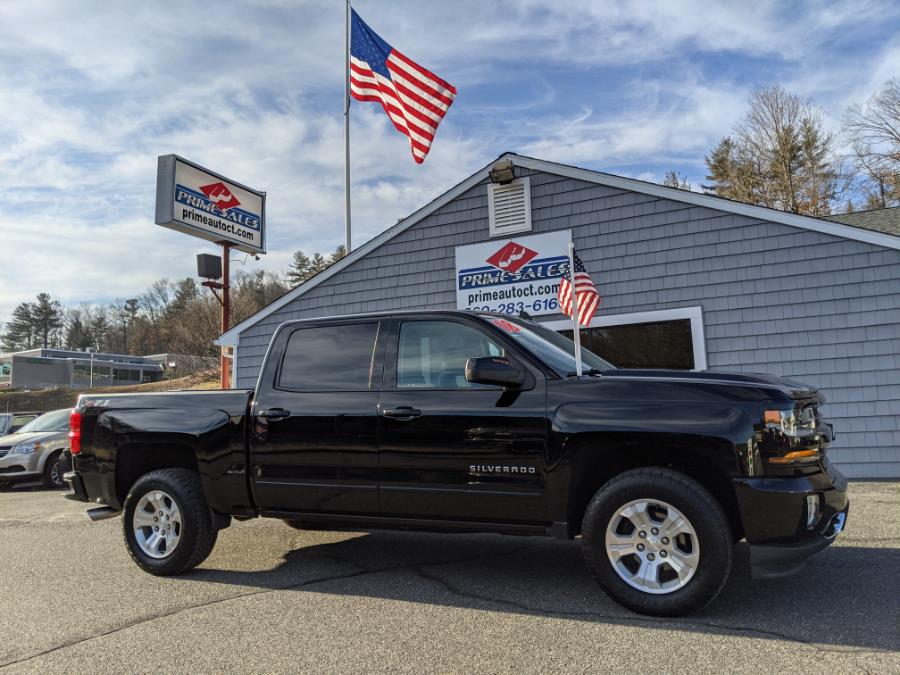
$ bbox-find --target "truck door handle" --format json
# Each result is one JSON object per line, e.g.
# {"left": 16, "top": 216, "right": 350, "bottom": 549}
{"left": 381, "top": 406, "right": 422, "bottom": 420}
{"left": 258, "top": 408, "right": 290, "bottom": 420}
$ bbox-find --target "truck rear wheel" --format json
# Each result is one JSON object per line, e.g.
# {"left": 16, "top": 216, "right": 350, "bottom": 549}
{"left": 581, "top": 467, "right": 732, "bottom": 617}
{"left": 123, "top": 468, "right": 218, "bottom": 576}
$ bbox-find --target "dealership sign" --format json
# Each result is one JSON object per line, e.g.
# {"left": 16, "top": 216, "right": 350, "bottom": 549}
{"left": 455, "top": 230, "right": 572, "bottom": 316}
{"left": 155, "top": 155, "right": 266, "bottom": 254}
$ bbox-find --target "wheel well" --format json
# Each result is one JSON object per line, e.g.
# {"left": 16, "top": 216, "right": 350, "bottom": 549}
{"left": 115, "top": 443, "right": 199, "bottom": 505}
{"left": 567, "top": 440, "right": 744, "bottom": 541}
{"left": 42, "top": 448, "right": 62, "bottom": 465}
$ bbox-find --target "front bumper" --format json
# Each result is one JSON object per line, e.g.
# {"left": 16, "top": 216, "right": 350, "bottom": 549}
{"left": 748, "top": 508, "right": 847, "bottom": 578}
{"left": 734, "top": 462, "right": 849, "bottom": 579}
{"left": 0, "top": 450, "right": 41, "bottom": 481}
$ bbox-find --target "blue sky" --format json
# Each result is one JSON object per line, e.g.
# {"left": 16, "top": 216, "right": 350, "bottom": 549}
{"left": 1, "top": 0, "right": 900, "bottom": 322}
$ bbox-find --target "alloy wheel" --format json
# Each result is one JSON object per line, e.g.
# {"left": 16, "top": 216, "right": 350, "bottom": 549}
{"left": 604, "top": 498, "right": 700, "bottom": 594}
{"left": 132, "top": 490, "right": 183, "bottom": 559}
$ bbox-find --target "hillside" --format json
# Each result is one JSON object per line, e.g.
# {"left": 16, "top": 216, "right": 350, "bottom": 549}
{"left": 0, "top": 370, "right": 220, "bottom": 413}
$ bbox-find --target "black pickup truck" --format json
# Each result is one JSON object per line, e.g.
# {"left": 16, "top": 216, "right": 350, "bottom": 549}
{"left": 65, "top": 310, "right": 848, "bottom": 616}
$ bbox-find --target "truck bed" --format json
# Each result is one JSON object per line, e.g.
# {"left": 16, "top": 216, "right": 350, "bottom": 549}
{"left": 71, "top": 389, "right": 254, "bottom": 514}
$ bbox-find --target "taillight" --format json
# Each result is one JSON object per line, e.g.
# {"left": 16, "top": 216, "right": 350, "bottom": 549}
{"left": 69, "top": 410, "right": 82, "bottom": 455}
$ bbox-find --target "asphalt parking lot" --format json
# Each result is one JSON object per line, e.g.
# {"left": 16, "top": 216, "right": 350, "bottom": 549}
{"left": 0, "top": 482, "right": 897, "bottom": 673}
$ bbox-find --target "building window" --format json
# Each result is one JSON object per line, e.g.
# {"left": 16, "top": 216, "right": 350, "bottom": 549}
{"left": 113, "top": 368, "right": 139, "bottom": 382}
{"left": 487, "top": 177, "right": 532, "bottom": 237}
{"left": 545, "top": 307, "right": 707, "bottom": 371}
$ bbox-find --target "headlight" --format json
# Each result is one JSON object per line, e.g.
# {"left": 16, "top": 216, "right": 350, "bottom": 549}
{"left": 761, "top": 408, "right": 821, "bottom": 465}
{"left": 763, "top": 409, "right": 817, "bottom": 438}
{"left": 12, "top": 440, "right": 41, "bottom": 455}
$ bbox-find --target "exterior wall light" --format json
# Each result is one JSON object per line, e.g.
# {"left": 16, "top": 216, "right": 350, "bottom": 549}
{"left": 489, "top": 159, "right": 516, "bottom": 185}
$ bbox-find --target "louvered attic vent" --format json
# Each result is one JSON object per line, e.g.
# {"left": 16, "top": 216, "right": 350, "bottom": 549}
{"left": 487, "top": 177, "right": 532, "bottom": 237}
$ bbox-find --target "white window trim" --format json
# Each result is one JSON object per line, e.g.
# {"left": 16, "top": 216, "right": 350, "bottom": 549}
{"left": 541, "top": 306, "right": 707, "bottom": 371}
{"left": 487, "top": 176, "right": 532, "bottom": 237}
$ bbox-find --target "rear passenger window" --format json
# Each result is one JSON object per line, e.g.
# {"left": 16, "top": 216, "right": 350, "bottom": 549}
{"left": 279, "top": 323, "right": 379, "bottom": 391}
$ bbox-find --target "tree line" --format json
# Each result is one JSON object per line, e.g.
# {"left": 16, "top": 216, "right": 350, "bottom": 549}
{"left": 666, "top": 79, "right": 900, "bottom": 215}
{"left": 1, "top": 245, "right": 347, "bottom": 356}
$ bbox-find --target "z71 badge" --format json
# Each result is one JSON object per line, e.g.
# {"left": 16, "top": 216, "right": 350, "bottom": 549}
{"left": 469, "top": 464, "right": 536, "bottom": 476}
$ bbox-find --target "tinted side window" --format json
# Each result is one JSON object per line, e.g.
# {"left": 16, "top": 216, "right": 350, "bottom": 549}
{"left": 279, "top": 323, "right": 379, "bottom": 391}
{"left": 397, "top": 320, "right": 503, "bottom": 389}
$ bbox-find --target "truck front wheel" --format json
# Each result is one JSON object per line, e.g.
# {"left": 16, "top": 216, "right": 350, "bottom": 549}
{"left": 123, "top": 468, "right": 218, "bottom": 575}
{"left": 581, "top": 467, "right": 733, "bottom": 617}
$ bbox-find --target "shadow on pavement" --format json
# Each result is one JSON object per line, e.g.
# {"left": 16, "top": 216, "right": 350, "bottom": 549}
{"left": 185, "top": 529, "right": 900, "bottom": 653}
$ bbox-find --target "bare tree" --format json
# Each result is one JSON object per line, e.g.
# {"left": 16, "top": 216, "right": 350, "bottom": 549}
{"left": 705, "top": 85, "right": 840, "bottom": 215}
{"left": 844, "top": 78, "right": 900, "bottom": 209}
{"left": 662, "top": 170, "right": 692, "bottom": 191}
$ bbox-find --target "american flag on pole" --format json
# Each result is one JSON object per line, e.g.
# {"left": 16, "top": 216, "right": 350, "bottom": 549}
{"left": 558, "top": 252, "right": 601, "bottom": 327}
{"left": 349, "top": 9, "right": 457, "bottom": 164}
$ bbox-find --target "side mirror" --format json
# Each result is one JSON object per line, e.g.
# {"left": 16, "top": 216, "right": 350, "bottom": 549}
{"left": 465, "top": 356, "right": 528, "bottom": 389}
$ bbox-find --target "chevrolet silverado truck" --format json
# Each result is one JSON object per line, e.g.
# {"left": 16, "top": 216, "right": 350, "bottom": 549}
{"left": 65, "top": 310, "right": 848, "bottom": 616}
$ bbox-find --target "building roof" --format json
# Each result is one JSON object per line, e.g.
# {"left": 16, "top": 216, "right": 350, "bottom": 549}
{"left": 217, "top": 153, "right": 900, "bottom": 345}
{"left": 824, "top": 206, "right": 900, "bottom": 237}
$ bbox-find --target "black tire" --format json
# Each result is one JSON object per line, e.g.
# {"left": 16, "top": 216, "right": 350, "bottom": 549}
{"left": 282, "top": 519, "right": 304, "bottom": 530}
{"left": 123, "top": 468, "right": 218, "bottom": 576}
{"left": 582, "top": 467, "right": 732, "bottom": 617}
{"left": 41, "top": 451, "right": 65, "bottom": 489}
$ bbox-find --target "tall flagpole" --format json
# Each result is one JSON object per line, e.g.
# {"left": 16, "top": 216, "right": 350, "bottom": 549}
{"left": 344, "top": 0, "right": 352, "bottom": 252}
{"left": 568, "top": 241, "right": 583, "bottom": 377}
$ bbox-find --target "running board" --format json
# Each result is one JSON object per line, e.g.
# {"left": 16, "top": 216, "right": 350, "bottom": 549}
{"left": 87, "top": 506, "right": 121, "bottom": 522}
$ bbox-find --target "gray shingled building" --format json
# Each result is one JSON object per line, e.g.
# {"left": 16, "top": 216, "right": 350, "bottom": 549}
{"left": 218, "top": 154, "right": 900, "bottom": 478}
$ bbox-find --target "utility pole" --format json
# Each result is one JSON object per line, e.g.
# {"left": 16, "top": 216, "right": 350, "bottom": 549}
{"left": 200, "top": 243, "right": 232, "bottom": 389}
{"left": 221, "top": 242, "right": 231, "bottom": 389}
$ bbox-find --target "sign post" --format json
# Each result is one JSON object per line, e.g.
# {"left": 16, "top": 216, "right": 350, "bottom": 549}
{"left": 156, "top": 155, "right": 265, "bottom": 388}
{"left": 220, "top": 242, "right": 231, "bottom": 389}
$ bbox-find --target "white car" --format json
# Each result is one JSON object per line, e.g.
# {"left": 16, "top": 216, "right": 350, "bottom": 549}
{"left": 0, "top": 408, "right": 71, "bottom": 489}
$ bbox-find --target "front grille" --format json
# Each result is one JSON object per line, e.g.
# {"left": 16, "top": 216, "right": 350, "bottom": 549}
{"left": 0, "top": 447, "right": 10, "bottom": 459}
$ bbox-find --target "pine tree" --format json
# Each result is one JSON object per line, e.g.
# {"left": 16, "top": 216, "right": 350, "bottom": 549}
{"left": 170, "top": 279, "right": 199, "bottom": 316}
{"left": 329, "top": 245, "right": 347, "bottom": 264}
{"left": 32, "top": 293, "right": 63, "bottom": 349}
{"left": 1, "top": 303, "right": 36, "bottom": 351}
{"left": 286, "top": 250, "right": 313, "bottom": 286}
{"left": 310, "top": 253, "right": 328, "bottom": 275}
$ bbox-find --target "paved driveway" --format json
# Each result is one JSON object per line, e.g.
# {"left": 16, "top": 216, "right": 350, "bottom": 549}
{"left": 0, "top": 482, "right": 897, "bottom": 673}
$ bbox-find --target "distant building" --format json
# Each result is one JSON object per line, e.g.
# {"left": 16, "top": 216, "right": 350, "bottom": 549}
{"left": 0, "top": 348, "right": 165, "bottom": 390}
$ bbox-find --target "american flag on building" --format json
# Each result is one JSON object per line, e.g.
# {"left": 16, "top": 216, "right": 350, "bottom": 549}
{"left": 558, "top": 252, "right": 601, "bottom": 326}
{"left": 349, "top": 9, "right": 457, "bottom": 164}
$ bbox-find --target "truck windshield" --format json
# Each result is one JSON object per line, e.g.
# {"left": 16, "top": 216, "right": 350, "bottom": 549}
{"left": 17, "top": 409, "right": 70, "bottom": 434}
{"left": 483, "top": 315, "right": 615, "bottom": 376}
